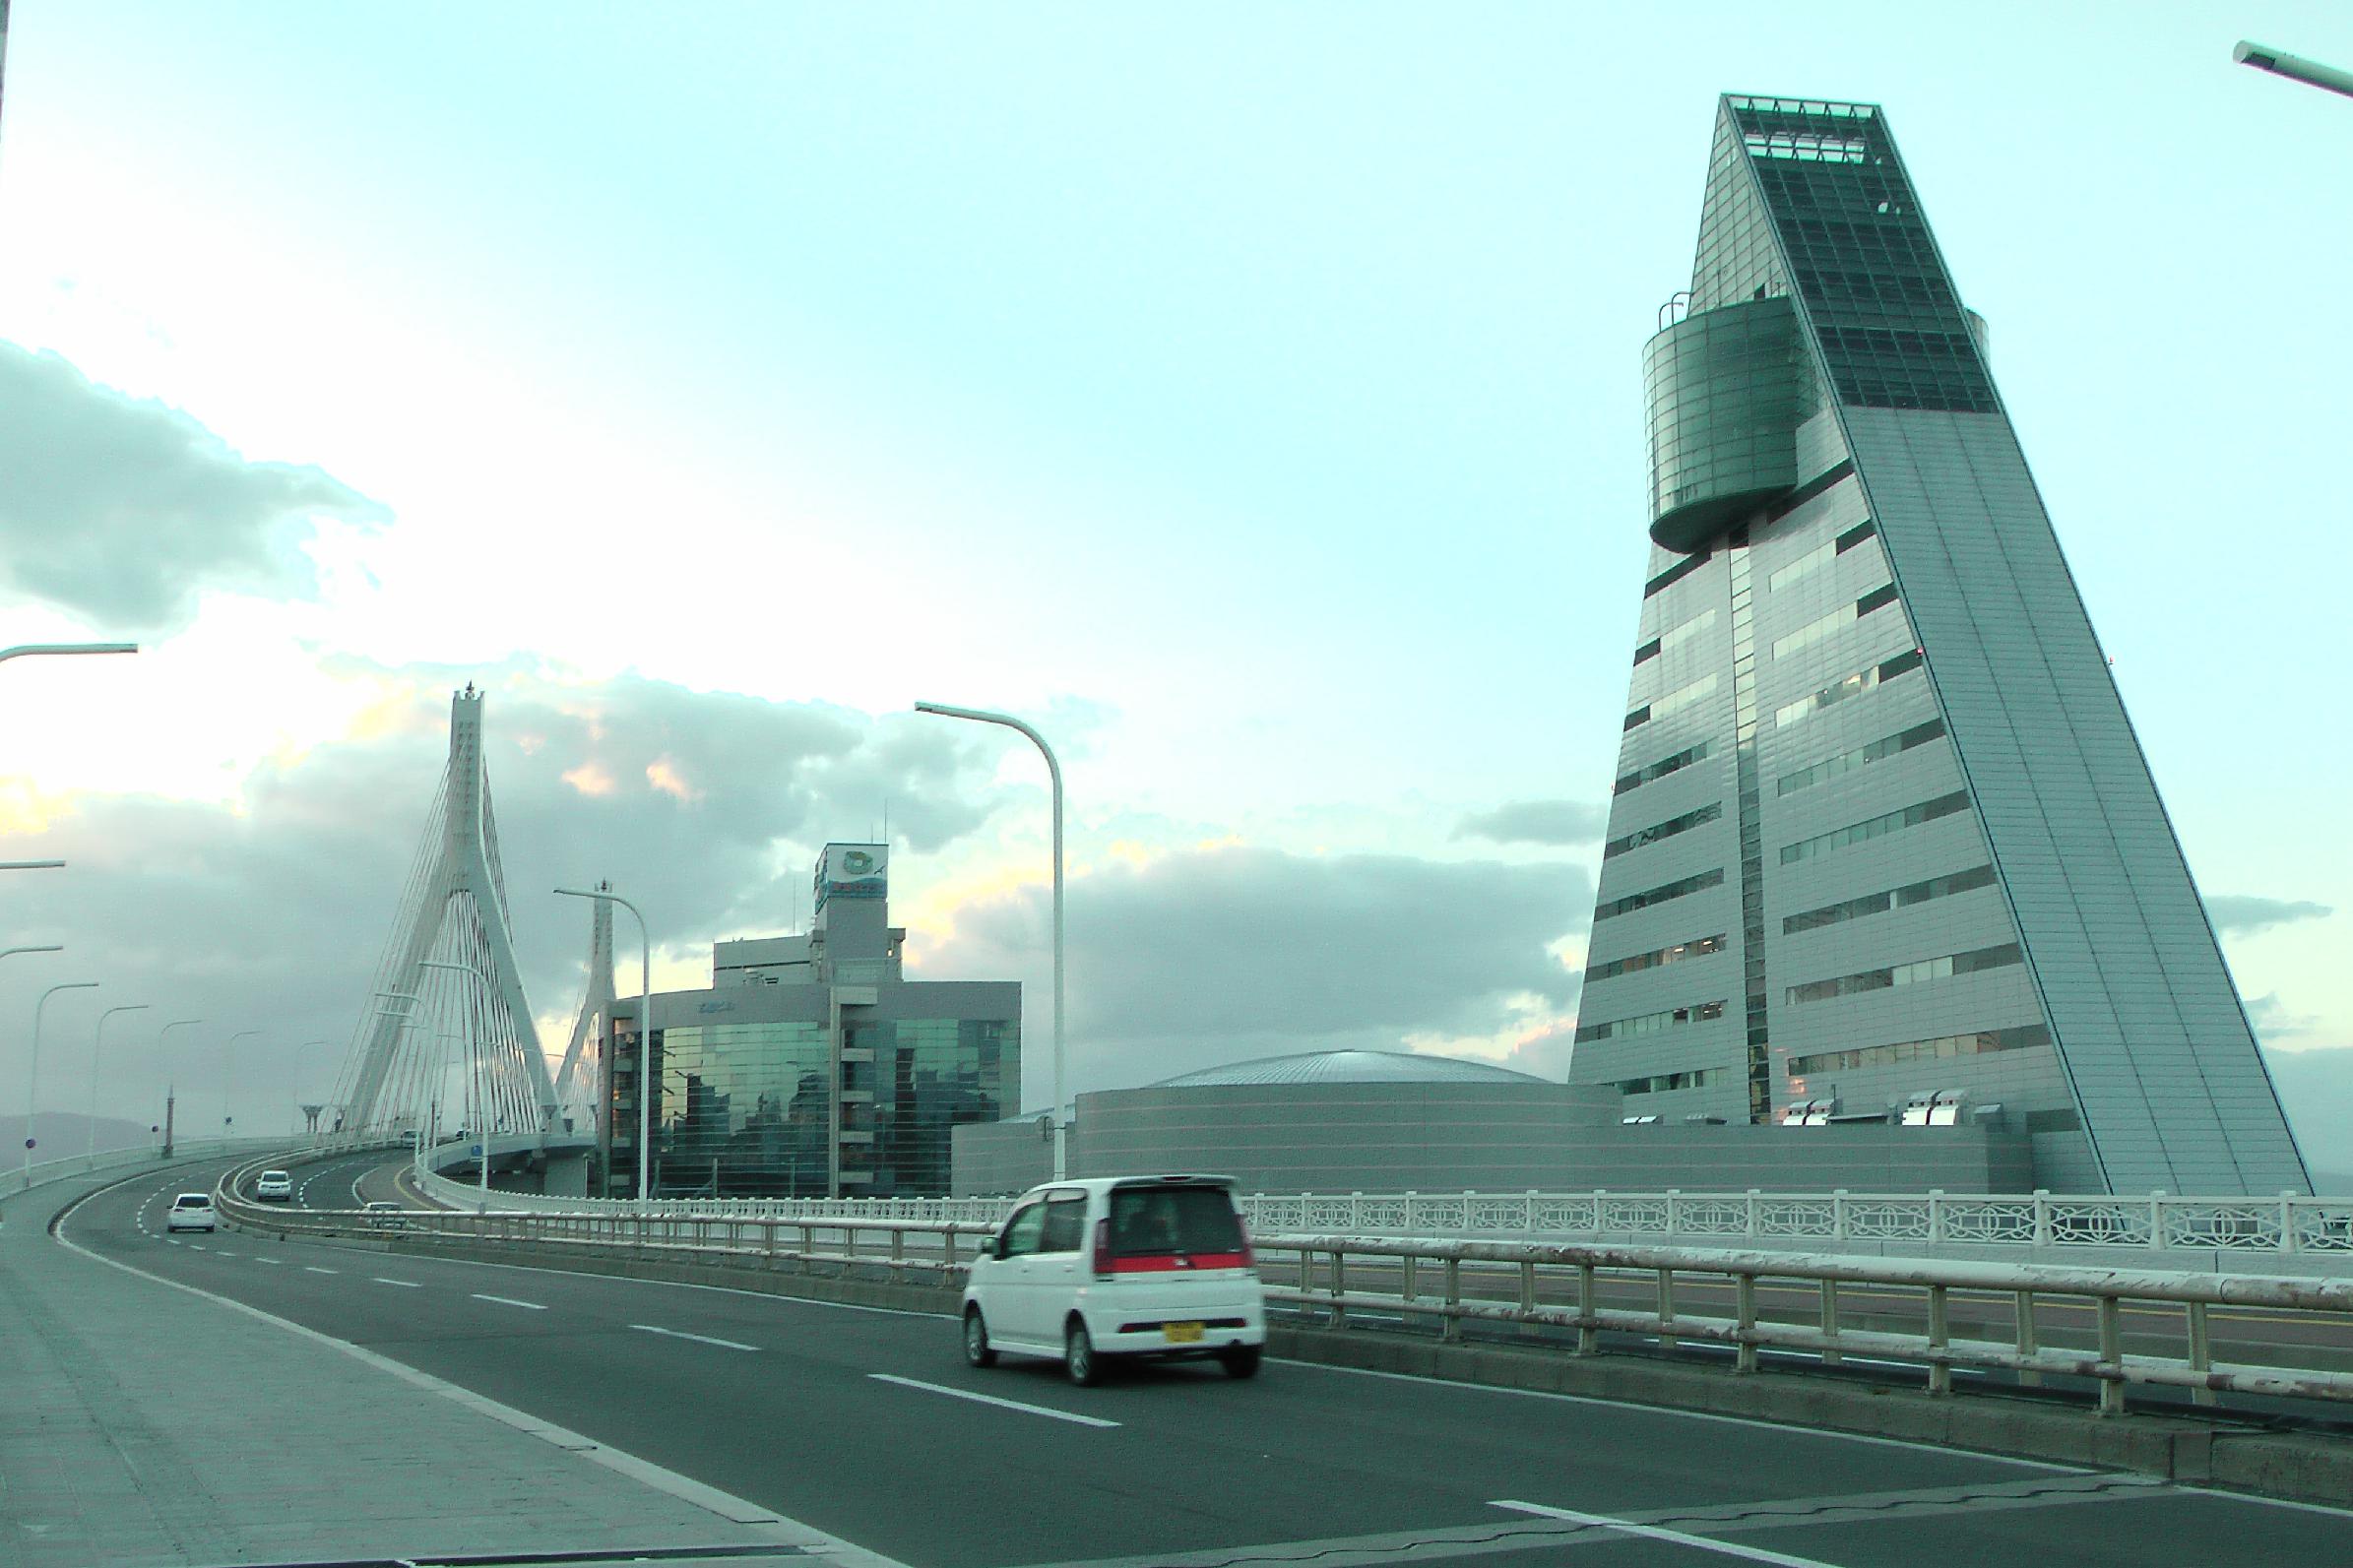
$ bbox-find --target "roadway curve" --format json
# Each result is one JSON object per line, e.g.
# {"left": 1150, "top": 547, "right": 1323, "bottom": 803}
{"left": 58, "top": 1154, "right": 2353, "bottom": 1568}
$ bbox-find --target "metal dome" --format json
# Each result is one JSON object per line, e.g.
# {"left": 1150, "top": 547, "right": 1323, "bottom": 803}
{"left": 1150, "top": 1049, "right": 1546, "bottom": 1089}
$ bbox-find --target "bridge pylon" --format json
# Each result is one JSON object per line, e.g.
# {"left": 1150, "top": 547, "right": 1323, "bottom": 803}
{"left": 336, "top": 686, "right": 562, "bottom": 1144}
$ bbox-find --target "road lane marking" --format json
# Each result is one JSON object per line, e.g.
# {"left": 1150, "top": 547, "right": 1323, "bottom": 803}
{"left": 252, "top": 1256, "right": 283, "bottom": 1265}
{"left": 372, "top": 1277, "right": 422, "bottom": 1288}
{"left": 1491, "top": 1501, "right": 1841, "bottom": 1567}
{"left": 213, "top": 1250, "right": 237, "bottom": 1257}
{"left": 631, "top": 1324, "right": 756, "bottom": 1351}
{"left": 867, "top": 1373, "right": 1119, "bottom": 1428}
{"left": 473, "top": 1293, "right": 546, "bottom": 1311}
{"left": 304, "top": 1267, "right": 339, "bottom": 1275}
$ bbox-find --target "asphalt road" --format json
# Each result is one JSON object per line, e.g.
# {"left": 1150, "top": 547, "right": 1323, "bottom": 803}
{"left": 54, "top": 1151, "right": 2353, "bottom": 1568}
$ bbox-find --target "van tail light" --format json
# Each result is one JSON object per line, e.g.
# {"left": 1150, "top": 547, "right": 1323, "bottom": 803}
{"left": 1238, "top": 1216, "right": 1256, "bottom": 1272}
{"left": 1092, "top": 1217, "right": 1113, "bottom": 1279}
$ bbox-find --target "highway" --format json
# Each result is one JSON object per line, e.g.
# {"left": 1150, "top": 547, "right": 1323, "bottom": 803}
{"left": 50, "top": 1150, "right": 2353, "bottom": 1568}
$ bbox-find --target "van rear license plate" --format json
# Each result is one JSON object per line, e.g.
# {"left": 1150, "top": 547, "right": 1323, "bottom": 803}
{"left": 1163, "top": 1321, "right": 1205, "bottom": 1344}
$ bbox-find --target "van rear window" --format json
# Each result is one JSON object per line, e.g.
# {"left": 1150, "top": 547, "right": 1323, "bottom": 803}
{"left": 1109, "top": 1187, "right": 1242, "bottom": 1258}
{"left": 173, "top": 1195, "right": 210, "bottom": 1208}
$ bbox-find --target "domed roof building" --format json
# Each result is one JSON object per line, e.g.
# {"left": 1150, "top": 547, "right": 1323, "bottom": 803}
{"left": 952, "top": 1045, "right": 1620, "bottom": 1196}
{"left": 1152, "top": 1049, "right": 1549, "bottom": 1089}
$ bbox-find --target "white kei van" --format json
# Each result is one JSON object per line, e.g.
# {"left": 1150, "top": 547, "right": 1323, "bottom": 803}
{"left": 961, "top": 1175, "right": 1265, "bottom": 1385}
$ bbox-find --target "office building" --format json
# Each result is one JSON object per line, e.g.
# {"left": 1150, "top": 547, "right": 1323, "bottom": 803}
{"left": 603, "top": 844, "right": 1019, "bottom": 1198}
{"left": 1567, "top": 96, "right": 2308, "bottom": 1195}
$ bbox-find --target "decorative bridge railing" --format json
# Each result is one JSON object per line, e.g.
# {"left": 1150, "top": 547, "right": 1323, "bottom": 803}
{"left": 406, "top": 1167, "right": 2353, "bottom": 1263}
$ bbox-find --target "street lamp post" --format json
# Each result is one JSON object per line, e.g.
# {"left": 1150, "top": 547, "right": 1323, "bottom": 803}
{"left": 223, "top": 1031, "right": 261, "bottom": 1142}
{"left": 554, "top": 887, "right": 652, "bottom": 1205}
{"left": 155, "top": 1019, "right": 201, "bottom": 1156}
{"left": 419, "top": 961, "right": 492, "bottom": 1210}
{"left": 915, "top": 701, "right": 1067, "bottom": 1179}
{"left": 0, "top": 860, "right": 65, "bottom": 872}
{"left": 2236, "top": 40, "right": 2353, "bottom": 101}
{"left": 0, "top": 643, "right": 139, "bottom": 665}
{"left": 24, "top": 981, "right": 98, "bottom": 1180}
{"left": 368, "top": 994, "right": 417, "bottom": 1166}
{"left": 88, "top": 1004, "right": 150, "bottom": 1168}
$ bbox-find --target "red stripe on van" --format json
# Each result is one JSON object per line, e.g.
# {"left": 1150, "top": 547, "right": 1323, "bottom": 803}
{"left": 1107, "top": 1252, "right": 1250, "bottom": 1273}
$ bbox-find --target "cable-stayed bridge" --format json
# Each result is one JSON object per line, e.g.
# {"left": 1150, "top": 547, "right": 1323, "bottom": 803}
{"left": 325, "top": 685, "right": 605, "bottom": 1181}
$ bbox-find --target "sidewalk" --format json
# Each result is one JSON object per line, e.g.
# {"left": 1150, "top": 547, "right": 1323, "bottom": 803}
{"left": 0, "top": 1162, "right": 836, "bottom": 1567}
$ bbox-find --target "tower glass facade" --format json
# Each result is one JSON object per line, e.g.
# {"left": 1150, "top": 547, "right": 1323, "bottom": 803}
{"left": 1569, "top": 97, "right": 2309, "bottom": 1195}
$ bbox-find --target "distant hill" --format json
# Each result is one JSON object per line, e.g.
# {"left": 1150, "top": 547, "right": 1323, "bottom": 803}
{"left": 0, "top": 1111, "right": 160, "bottom": 1163}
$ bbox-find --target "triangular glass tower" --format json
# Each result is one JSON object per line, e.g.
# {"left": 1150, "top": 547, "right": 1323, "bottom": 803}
{"left": 1568, "top": 96, "right": 2309, "bottom": 1195}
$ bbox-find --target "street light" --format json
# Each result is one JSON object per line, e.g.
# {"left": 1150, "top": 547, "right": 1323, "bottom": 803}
{"left": 295, "top": 1042, "right": 330, "bottom": 1141}
{"left": 554, "top": 886, "right": 652, "bottom": 1205}
{"left": 223, "top": 1030, "right": 261, "bottom": 1140}
{"left": 419, "top": 960, "right": 492, "bottom": 1209}
{"left": 24, "top": 980, "right": 97, "bottom": 1180}
{"left": 0, "top": 860, "right": 65, "bottom": 871}
{"left": 88, "top": 1003, "right": 150, "bottom": 1168}
{"left": 0, "top": 944, "right": 63, "bottom": 965}
{"left": 2235, "top": 40, "right": 2353, "bottom": 101}
{"left": 915, "top": 700, "right": 1067, "bottom": 1179}
{"left": 155, "top": 1019, "right": 201, "bottom": 1157}
{"left": 369, "top": 994, "right": 419, "bottom": 1163}
{"left": 0, "top": 642, "right": 139, "bottom": 664}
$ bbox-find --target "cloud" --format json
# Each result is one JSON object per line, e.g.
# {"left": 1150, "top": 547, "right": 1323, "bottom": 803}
{"left": 1453, "top": 798, "right": 1606, "bottom": 847}
{"left": 2246, "top": 992, "right": 2321, "bottom": 1040}
{"left": 2205, "top": 895, "right": 2333, "bottom": 937}
{"left": 0, "top": 343, "right": 382, "bottom": 632}
{"left": 2261, "top": 1045, "right": 2353, "bottom": 1192}
{"left": 922, "top": 844, "right": 1589, "bottom": 1096}
{"left": 0, "top": 664, "right": 1011, "bottom": 1130}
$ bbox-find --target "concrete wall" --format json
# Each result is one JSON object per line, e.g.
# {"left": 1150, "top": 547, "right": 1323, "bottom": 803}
{"left": 951, "top": 1081, "right": 2029, "bottom": 1196}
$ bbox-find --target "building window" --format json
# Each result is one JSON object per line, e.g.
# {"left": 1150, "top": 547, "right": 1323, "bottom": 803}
{"left": 1766, "top": 517, "right": 1876, "bottom": 596}
{"left": 1786, "top": 1023, "right": 2049, "bottom": 1077}
{"left": 1603, "top": 801, "right": 1725, "bottom": 860}
{"left": 1644, "top": 550, "right": 1712, "bottom": 598}
{"left": 1586, "top": 933, "right": 1729, "bottom": 984}
{"left": 1592, "top": 867, "right": 1727, "bottom": 923}
{"left": 1780, "top": 790, "right": 1971, "bottom": 865}
{"left": 1624, "top": 672, "right": 1719, "bottom": 732}
{"left": 1784, "top": 863, "right": 1996, "bottom": 934}
{"left": 1616, "top": 1067, "right": 1722, "bottom": 1096}
{"left": 1615, "top": 740, "right": 1713, "bottom": 796}
{"left": 1786, "top": 942, "right": 2022, "bottom": 1005}
{"left": 1769, "top": 582, "right": 1898, "bottom": 660}
{"left": 1776, "top": 718, "right": 1946, "bottom": 796}
{"left": 1574, "top": 998, "right": 1727, "bottom": 1044}
{"left": 1773, "top": 648, "right": 1926, "bottom": 727}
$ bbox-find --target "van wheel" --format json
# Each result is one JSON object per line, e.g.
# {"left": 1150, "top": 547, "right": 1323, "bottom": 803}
{"left": 1065, "top": 1318, "right": 1102, "bottom": 1386}
{"left": 963, "top": 1307, "right": 997, "bottom": 1368}
{"left": 1219, "top": 1346, "right": 1262, "bottom": 1380}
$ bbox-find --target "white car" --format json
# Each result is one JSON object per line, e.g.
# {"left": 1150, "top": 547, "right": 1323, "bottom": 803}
{"left": 363, "top": 1200, "right": 408, "bottom": 1230}
{"left": 962, "top": 1174, "right": 1265, "bottom": 1385}
{"left": 165, "top": 1192, "right": 217, "bottom": 1232}
{"left": 254, "top": 1170, "right": 293, "bottom": 1203}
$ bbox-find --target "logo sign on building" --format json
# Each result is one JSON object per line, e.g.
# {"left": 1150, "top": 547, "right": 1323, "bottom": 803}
{"left": 813, "top": 843, "right": 888, "bottom": 911}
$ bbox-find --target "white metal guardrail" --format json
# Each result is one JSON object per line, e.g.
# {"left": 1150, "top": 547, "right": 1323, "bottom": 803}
{"left": 210, "top": 1166, "right": 2353, "bottom": 1421}
{"left": 0, "top": 1137, "right": 286, "bottom": 1203}
{"left": 386, "top": 1179, "right": 2353, "bottom": 1266}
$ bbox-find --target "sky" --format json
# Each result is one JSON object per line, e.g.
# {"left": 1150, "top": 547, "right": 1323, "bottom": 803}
{"left": 1, "top": 2, "right": 2348, "bottom": 1177}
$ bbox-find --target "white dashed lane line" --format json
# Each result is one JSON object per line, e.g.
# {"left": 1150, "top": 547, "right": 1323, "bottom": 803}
{"left": 867, "top": 1374, "right": 1120, "bottom": 1429}
{"left": 472, "top": 1293, "right": 546, "bottom": 1311}
{"left": 372, "top": 1278, "right": 422, "bottom": 1288}
{"left": 629, "top": 1324, "right": 757, "bottom": 1351}
{"left": 304, "top": 1266, "right": 339, "bottom": 1275}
